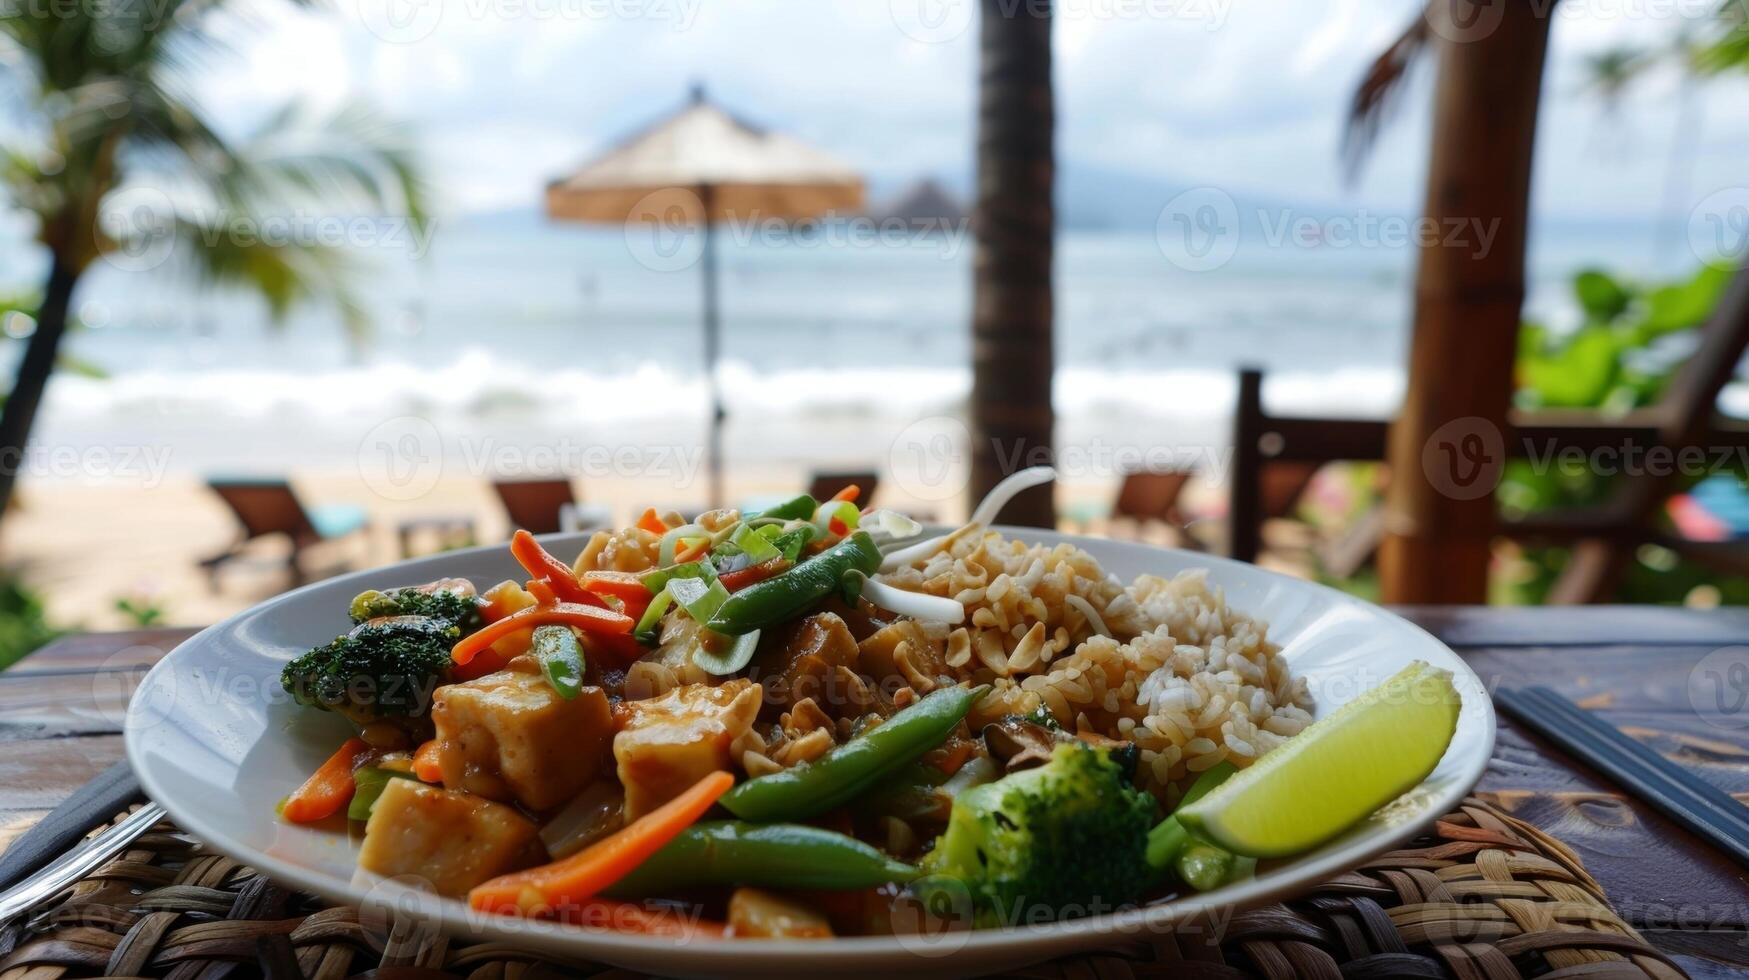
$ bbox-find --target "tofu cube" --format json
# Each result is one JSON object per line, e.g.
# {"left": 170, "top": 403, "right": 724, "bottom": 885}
{"left": 614, "top": 679, "right": 761, "bottom": 819}
{"left": 432, "top": 659, "right": 612, "bottom": 811}
{"left": 358, "top": 778, "right": 538, "bottom": 897}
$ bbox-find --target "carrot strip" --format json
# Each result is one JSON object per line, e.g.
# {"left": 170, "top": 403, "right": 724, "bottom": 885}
{"left": 525, "top": 578, "right": 558, "bottom": 607}
{"left": 718, "top": 557, "right": 790, "bottom": 592}
{"left": 413, "top": 740, "right": 444, "bottom": 783}
{"left": 561, "top": 898, "right": 727, "bottom": 938}
{"left": 453, "top": 603, "right": 634, "bottom": 665}
{"left": 283, "top": 738, "right": 370, "bottom": 824}
{"left": 450, "top": 636, "right": 524, "bottom": 680}
{"left": 830, "top": 484, "right": 860, "bottom": 503}
{"left": 636, "top": 508, "right": 669, "bottom": 535}
{"left": 469, "top": 770, "right": 735, "bottom": 916}
{"left": 510, "top": 530, "right": 604, "bottom": 607}
{"left": 579, "top": 570, "right": 653, "bottom": 602}
{"left": 673, "top": 538, "right": 709, "bottom": 564}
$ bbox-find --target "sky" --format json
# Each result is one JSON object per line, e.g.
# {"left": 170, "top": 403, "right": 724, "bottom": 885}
{"left": 47, "top": 0, "right": 1749, "bottom": 226}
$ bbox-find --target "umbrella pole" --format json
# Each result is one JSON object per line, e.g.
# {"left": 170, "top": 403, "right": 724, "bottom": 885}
{"left": 700, "top": 183, "right": 724, "bottom": 509}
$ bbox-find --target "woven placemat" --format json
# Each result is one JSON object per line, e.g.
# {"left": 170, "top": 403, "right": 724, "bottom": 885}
{"left": 0, "top": 795, "right": 1687, "bottom": 980}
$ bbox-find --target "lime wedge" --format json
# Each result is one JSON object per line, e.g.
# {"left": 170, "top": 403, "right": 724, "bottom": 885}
{"left": 1175, "top": 660, "right": 1460, "bottom": 858}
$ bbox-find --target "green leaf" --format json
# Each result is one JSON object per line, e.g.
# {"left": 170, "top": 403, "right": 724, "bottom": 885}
{"left": 1518, "top": 326, "right": 1622, "bottom": 408}
{"left": 1573, "top": 268, "right": 1632, "bottom": 322}
{"left": 1640, "top": 263, "right": 1732, "bottom": 337}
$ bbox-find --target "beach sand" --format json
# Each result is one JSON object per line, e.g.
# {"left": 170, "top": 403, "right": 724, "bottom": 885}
{"left": 2, "top": 470, "right": 1239, "bottom": 634}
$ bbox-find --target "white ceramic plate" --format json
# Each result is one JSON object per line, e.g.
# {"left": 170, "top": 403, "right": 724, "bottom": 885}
{"left": 126, "top": 529, "right": 1494, "bottom": 978}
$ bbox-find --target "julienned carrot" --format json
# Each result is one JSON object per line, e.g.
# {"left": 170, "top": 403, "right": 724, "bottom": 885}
{"left": 525, "top": 578, "right": 558, "bottom": 607}
{"left": 283, "top": 738, "right": 370, "bottom": 823}
{"left": 830, "top": 484, "right": 860, "bottom": 503}
{"left": 452, "top": 603, "right": 634, "bottom": 666}
{"left": 673, "top": 538, "right": 709, "bottom": 564}
{"left": 562, "top": 898, "right": 727, "bottom": 938}
{"left": 469, "top": 770, "right": 734, "bottom": 916}
{"left": 717, "top": 557, "right": 790, "bottom": 593}
{"left": 412, "top": 740, "right": 444, "bottom": 783}
{"left": 509, "top": 530, "right": 604, "bottom": 608}
{"left": 636, "top": 508, "right": 669, "bottom": 535}
{"left": 579, "top": 570, "right": 652, "bottom": 602}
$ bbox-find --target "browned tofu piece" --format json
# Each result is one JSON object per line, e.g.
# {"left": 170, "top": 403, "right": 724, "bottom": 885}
{"left": 432, "top": 658, "right": 612, "bottom": 812}
{"left": 752, "top": 613, "right": 859, "bottom": 710}
{"left": 358, "top": 779, "right": 539, "bottom": 896}
{"left": 728, "top": 887, "right": 834, "bottom": 938}
{"left": 614, "top": 679, "right": 761, "bottom": 819}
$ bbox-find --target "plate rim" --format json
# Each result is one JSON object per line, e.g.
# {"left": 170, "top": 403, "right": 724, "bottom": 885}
{"left": 124, "top": 527, "right": 1497, "bottom": 969}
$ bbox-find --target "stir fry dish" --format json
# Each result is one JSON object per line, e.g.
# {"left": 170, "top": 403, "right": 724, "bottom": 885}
{"left": 277, "top": 468, "right": 1461, "bottom": 939}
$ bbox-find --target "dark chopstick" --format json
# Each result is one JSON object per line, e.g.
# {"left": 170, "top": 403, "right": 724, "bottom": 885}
{"left": 1495, "top": 686, "right": 1749, "bottom": 870}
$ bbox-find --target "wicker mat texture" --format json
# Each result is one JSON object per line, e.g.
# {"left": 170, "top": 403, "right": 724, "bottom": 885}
{"left": 0, "top": 796, "right": 1687, "bottom": 980}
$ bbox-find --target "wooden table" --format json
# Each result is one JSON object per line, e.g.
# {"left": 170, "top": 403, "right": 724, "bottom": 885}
{"left": 2, "top": 610, "right": 1747, "bottom": 976}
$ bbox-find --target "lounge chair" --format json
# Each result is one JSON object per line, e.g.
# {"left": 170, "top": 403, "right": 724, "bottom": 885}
{"left": 809, "top": 470, "right": 878, "bottom": 505}
{"left": 492, "top": 478, "right": 578, "bottom": 535}
{"left": 1106, "top": 469, "right": 1199, "bottom": 546}
{"left": 201, "top": 478, "right": 369, "bottom": 588}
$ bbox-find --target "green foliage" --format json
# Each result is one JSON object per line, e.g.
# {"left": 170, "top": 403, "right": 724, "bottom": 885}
{"left": 0, "top": 574, "right": 64, "bottom": 671}
{"left": 922, "top": 742, "right": 1158, "bottom": 922}
{"left": 1503, "top": 263, "right": 1749, "bottom": 604}
{"left": 113, "top": 594, "right": 166, "bottom": 627}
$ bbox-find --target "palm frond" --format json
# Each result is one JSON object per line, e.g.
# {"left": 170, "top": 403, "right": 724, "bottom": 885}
{"left": 1579, "top": 46, "right": 1651, "bottom": 115}
{"left": 1340, "top": 6, "right": 1432, "bottom": 185}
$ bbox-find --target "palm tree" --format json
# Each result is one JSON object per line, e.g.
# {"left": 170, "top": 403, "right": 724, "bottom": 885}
{"left": 0, "top": 0, "right": 426, "bottom": 522}
{"left": 969, "top": 0, "right": 1055, "bottom": 527}
{"left": 1345, "top": 0, "right": 1557, "bottom": 603}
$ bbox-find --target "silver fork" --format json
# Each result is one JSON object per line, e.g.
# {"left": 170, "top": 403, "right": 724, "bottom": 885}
{"left": 0, "top": 802, "right": 166, "bottom": 926}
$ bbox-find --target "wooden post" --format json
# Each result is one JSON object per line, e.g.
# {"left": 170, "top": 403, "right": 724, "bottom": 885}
{"left": 969, "top": 0, "right": 1055, "bottom": 527}
{"left": 1378, "top": 0, "right": 1555, "bottom": 604}
{"left": 1229, "top": 368, "right": 1264, "bottom": 563}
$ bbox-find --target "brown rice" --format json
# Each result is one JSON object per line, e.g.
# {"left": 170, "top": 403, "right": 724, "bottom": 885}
{"left": 879, "top": 529, "right": 1312, "bottom": 800}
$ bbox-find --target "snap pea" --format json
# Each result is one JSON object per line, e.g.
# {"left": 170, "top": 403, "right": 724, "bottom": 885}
{"left": 1146, "top": 761, "right": 1237, "bottom": 875}
{"left": 703, "top": 530, "right": 881, "bottom": 636}
{"left": 604, "top": 821, "right": 918, "bottom": 896}
{"left": 720, "top": 683, "right": 986, "bottom": 822}
{"left": 531, "top": 625, "right": 585, "bottom": 699}
{"left": 755, "top": 493, "right": 817, "bottom": 521}
{"left": 347, "top": 766, "right": 420, "bottom": 821}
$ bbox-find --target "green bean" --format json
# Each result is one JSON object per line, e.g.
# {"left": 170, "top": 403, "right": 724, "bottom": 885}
{"left": 720, "top": 683, "right": 986, "bottom": 822}
{"left": 530, "top": 625, "right": 585, "bottom": 699}
{"left": 755, "top": 493, "right": 817, "bottom": 521}
{"left": 605, "top": 821, "right": 918, "bottom": 896}
{"left": 703, "top": 531, "right": 881, "bottom": 636}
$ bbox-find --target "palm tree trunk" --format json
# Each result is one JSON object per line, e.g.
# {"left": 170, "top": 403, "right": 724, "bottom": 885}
{"left": 0, "top": 252, "right": 79, "bottom": 522}
{"left": 1378, "top": 0, "right": 1555, "bottom": 603}
{"left": 969, "top": 0, "right": 1055, "bottom": 527}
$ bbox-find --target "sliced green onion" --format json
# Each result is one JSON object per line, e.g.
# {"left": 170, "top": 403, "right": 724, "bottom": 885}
{"left": 814, "top": 500, "right": 861, "bottom": 540}
{"left": 771, "top": 525, "right": 816, "bottom": 562}
{"left": 668, "top": 575, "right": 732, "bottom": 625}
{"left": 531, "top": 624, "right": 586, "bottom": 699}
{"left": 658, "top": 523, "right": 708, "bottom": 566}
{"left": 641, "top": 560, "right": 717, "bottom": 594}
{"left": 731, "top": 523, "right": 781, "bottom": 564}
{"left": 633, "top": 590, "right": 674, "bottom": 646}
{"left": 692, "top": 627, "right": 760, "bottom": 675}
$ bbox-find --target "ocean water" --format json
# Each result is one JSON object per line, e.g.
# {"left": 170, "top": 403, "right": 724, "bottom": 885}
{"left": 0, "top": 209, "right": 1658, "bottom": 484}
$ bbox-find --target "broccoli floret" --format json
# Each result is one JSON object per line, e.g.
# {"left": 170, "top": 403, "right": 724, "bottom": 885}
{"left": 921, "top": 741, "right": 1157, "bottom": 923}
{"left": 349, "top": 587, "right": 484, "bottom": 635}
{"left": 281, "top": 618, "right": 458, "bottom": 727}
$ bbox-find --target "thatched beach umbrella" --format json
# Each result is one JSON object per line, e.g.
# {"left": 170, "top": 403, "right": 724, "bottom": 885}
{"left": 546, "top": 85, "right": 864, "bottom": 506}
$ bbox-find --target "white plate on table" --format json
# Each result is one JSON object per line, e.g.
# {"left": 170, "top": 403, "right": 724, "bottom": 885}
{"left": 126, "top": 529, "right": 1495, "bottom": 978}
